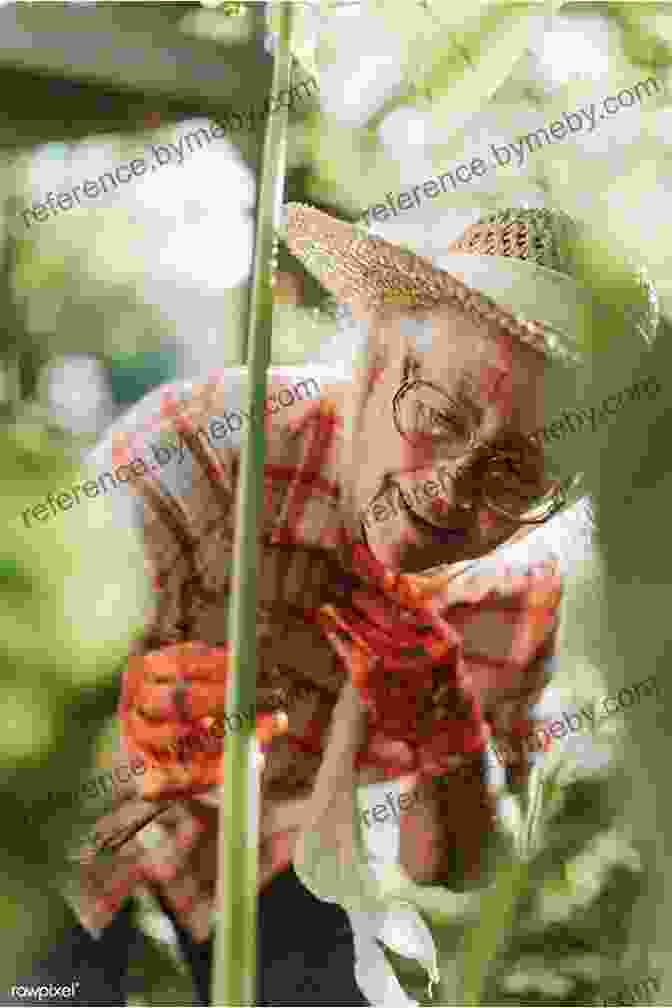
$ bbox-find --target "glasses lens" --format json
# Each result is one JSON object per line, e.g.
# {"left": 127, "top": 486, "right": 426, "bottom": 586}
{"left": 394, "top": 382, "right": 475, "bottom": 456}
{"left": 485, "top": 479, "right": 563, "bottom": 523}
{"left": 462, "top": 435, "right": 563, "bottom": 526}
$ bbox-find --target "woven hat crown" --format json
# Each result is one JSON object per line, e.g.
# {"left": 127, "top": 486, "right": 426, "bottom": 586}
{"left": 448, "top": 208, "right": 580, "bottom": 278}
{"left": 449, "top": 207, "right": 658, "bottom": 347}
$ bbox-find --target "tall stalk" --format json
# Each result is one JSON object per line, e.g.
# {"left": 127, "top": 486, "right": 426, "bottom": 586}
{"left": 0, "top": 187, "right": 23, "bottom": 415}
{"left": 212, "top": 5, "right": 295, "bottom": 1006}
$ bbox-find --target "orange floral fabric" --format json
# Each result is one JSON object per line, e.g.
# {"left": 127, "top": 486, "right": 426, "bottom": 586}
{"left": 120, "top": 641, "right": 285, "bottom": 800}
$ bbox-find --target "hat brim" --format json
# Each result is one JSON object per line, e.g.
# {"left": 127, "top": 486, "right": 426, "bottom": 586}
{"left": 280, "top": 203, "right": 586, "bottom": 363}
{"left": 435, "top": 253, "right": 591, "bottom": 363}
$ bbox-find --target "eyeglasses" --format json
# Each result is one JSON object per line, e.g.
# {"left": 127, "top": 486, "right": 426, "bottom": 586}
{"left": 455, "top": 435, "right": 566, "bottom": 525}
{"left": 392, "top": 380, "right": 478, "bottom": 457}
{"left": 392, "top": 380, "right": 565, "bottom": 526}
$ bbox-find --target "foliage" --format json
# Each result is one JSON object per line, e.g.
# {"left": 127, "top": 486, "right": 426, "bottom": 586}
{"left": 586, "top": 311, "right": 672, "bottom": 1005}
{"left": 270, "top": 301, "right": 336, "bottom": 363}
{"left": 12, "top": 221, "right": 169, "bottom": 363}
{"left": 0, "top": 413, "right": 146, "bottom": 991}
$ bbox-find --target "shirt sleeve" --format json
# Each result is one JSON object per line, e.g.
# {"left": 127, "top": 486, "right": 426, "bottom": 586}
{"left": 92, "top": 374, "right": 242, "bottom": 651}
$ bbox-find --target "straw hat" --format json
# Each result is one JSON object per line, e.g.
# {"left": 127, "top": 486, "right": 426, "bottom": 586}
{"left": 280, "top": 204, "right": 659, "bottom": 364}
{"left": 280, "top": 203, "right": 659, "bottom": 520}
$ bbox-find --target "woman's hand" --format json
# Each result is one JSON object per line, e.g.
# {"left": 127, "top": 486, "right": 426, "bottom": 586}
{"left": 74, "top": 791, "right": 217, "bottom": 941}
{"left": 75, "top": 737, "right": 315, "bottom": 942}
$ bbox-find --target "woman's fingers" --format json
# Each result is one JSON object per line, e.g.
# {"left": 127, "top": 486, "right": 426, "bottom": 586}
{"left": 139, "top": 800, "right": 219, "bottom": 942}
{"left": 76, "top": 763, "right": 299, "bottom": 944}
{"left": 158, "top": 866, "right": 210, "bottom": 937}
{"left": 137, "top": 805, "right": 200, "bottom": 884}
{"left": 77, "top": 835, "right": 147, "bottom": 935}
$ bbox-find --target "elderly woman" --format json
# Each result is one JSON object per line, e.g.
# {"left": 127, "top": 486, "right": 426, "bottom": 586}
{"left": 66, "top": 205, "right": 653, "bottom": 1005}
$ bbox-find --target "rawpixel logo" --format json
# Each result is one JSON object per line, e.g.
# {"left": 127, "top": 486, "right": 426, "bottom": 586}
{"left": 10, "top": 983, "right": 80, "bottom": 1000}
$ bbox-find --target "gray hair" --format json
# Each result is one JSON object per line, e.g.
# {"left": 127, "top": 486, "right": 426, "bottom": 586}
{"left": 313, "top": 302, "right": 435, "bottom": 372}
{"left": 313, "top": 303, "right": 367, "bottom": 372}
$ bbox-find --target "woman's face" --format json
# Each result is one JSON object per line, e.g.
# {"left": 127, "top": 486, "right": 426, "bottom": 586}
{"left": 352, "top": 304, "right": 550, "bottom": 572}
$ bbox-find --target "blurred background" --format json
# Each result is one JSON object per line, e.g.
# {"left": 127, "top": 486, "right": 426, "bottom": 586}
{"left": 0, "top": 1, "right": 670, "bottom": 1004}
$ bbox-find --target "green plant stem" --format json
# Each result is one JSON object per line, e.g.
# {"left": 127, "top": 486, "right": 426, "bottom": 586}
{"left": 0, "top": 351, "right": 21, "bottom": 411}
{"left": 0, "top": 188, "right": 23, "bottom": 413}
{"left": 212, "top": 5, "right": 295, "bottom": 1006}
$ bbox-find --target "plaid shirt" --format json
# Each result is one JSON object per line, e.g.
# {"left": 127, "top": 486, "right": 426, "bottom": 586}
{"left": 109, "top": 368, "right": 561, "bottom": 798}
{"left": 77, "top": 366, "right": 561, "bottom": 938}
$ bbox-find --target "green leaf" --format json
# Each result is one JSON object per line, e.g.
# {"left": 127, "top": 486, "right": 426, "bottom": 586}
{"left": 460, "top": 857, "right": 529, "bottom": 1005}
{"left": 364, "top": 2, "right": 565, "bottom": 140}
{"left": 296, "top": 111, "right": 402, "bottom": 215}
{"left": 289, "top": 4, "right": 321, "bottom": 83}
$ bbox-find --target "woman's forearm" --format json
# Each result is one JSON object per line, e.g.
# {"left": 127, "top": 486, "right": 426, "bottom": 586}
{"left": 301, "top": 680, "right": 367, "bottom": 824}
{"left": 293, "top": 679, "right": 376, "bottom": 909}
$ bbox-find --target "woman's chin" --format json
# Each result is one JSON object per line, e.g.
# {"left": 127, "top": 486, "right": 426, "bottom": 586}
{"left": 361, "top": 495, "right": 526, "bottom": 572}
{"left": 365, "top": 530, "right": 471, "bottom": 573}
{"left": 366, "top": 524, "right": 526, "bottom": 573}
{"left": 396, "top": 542, "right": 469, "bottom": 574}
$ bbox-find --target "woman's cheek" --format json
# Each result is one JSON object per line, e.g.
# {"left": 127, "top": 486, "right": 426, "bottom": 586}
{"left": 402, "top": 436, "right": 435, "bottom": 471}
